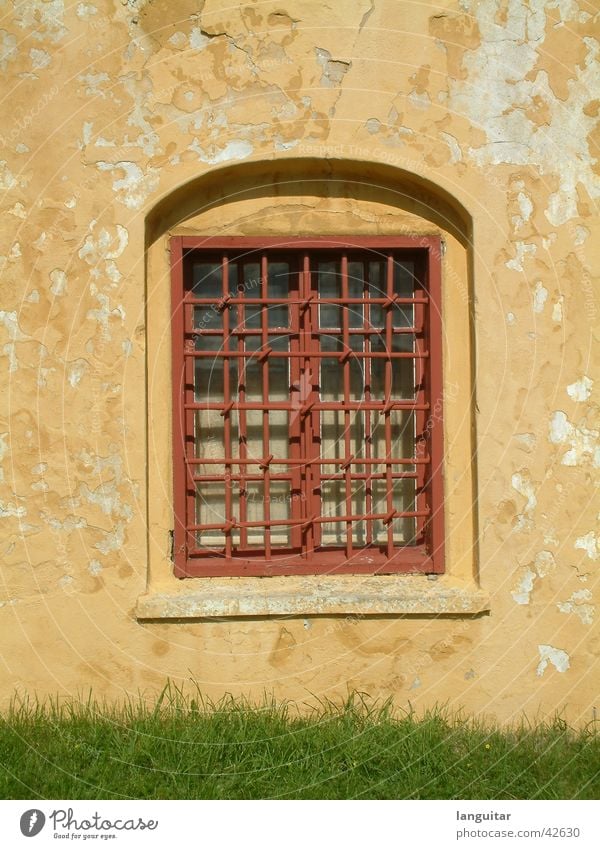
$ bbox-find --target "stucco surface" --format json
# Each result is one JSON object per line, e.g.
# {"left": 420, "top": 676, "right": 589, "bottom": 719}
{"left": 0, "top": 0, "right": 598, "bottom": 724}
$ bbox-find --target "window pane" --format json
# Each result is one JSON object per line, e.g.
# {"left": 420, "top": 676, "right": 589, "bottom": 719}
{"left": 195, "top": 482, "right": 226, "bottom": 549}
{"left": 393, "top": 259, "right": 415, "bottom": 327}
{"left": 370, "top": 335, "right": 414, "bottom": 400}
{"left": 192, "top": 262, "right": 222, "bottom": 329}
{"left": 194, "top": 335, "right": 238, "bottom": 403}
{"left": 347, "top": 260, "right": 363, "bottom": 328}
{"left": 269, "top": 481, "right": 291, "bottom": 547}
{"left": 317, "top": 259, "right": 340, "bottom": 328}
{"left": 368, "top": 260, "right": 385, "bottom": 328}
{"left": 268, "top": 261, "right": 290, "bottom": 327}
{"left": 245, "top": 480, "right": 264, "bottom": 547}
{"left": 243, "top": 262, "right": 261, "bottom": 329}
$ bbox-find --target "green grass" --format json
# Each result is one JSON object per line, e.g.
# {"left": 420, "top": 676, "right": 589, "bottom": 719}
{"left": 0, "top": 686, "right": 598, "bottom": 799}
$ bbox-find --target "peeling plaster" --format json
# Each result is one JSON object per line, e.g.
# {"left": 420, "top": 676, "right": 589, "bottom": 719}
{"left": 449, "top": 1, "right": 600, "bottom": 225}
{"left": 512, "top": 471, "right": 537, "bottom": 531}
{"left": 549, "top": 411, "right": 600, "bottom": 467}
{"left": 575, "top": 531, "right": 598, "bottom": 561}
{"left": 557, "top": 589, "right": 594, "bottom": 625}
{"left": 315, "top": 48, "right": 351, "bottom": 88}
{"left": 533, "top": 281, "right": 548, "bottom": 313}
{"left": 96, "top": 161, "right": 159, "bottom": 210}
{"left": 536, "top": 645, "right": 570, "bottom": 676}
{"left": 567, "top": 376, "right": 593, "bottom": 402}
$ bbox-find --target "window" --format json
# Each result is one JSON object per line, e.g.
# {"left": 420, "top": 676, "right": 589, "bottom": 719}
{"left": 170, "top": 236, "right": 444, "bottom": 577}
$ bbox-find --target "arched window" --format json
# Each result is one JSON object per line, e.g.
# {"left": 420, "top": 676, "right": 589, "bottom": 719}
{"left": 137, "top": 158, "right": 488, "bottom": 617}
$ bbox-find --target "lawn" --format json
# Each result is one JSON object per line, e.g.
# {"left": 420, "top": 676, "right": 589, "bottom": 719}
{"left": 1, "top": 688, "right": 598, "bottom": 799}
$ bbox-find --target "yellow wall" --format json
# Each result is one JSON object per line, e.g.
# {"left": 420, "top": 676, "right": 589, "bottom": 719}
{"left": 0, "top": 0, "right": 598, "bottom": 724}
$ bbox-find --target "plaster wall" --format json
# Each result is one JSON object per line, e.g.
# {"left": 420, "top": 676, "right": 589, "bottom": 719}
{"left": 0, "top": 0, "right": 598, "bottom": 724}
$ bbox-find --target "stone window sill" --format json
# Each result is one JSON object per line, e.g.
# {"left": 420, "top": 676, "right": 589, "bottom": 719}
{"left": 135, "top": 574, "right": 489, "bottom": 619}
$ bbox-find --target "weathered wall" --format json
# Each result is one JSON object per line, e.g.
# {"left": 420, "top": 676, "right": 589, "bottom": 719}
{"left": 0, "top": 0, "right": 598, "bottom": 724}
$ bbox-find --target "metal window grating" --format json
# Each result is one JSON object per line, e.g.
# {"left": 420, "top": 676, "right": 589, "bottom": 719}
{"left": 171, "top": 237, "right": 445, "bottom": 576}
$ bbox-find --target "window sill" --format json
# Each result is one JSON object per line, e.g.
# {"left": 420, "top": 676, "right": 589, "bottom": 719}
{"left": 135, "top": 574, "right": 489, "bottom": 619}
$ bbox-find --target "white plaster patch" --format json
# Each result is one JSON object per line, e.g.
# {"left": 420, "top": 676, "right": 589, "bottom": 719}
{"left": 366, "top": 118, "right": 381, "bottom": 134}
{"left": 439, "top": 131, "right": 462, "bottom": 163}
{"left": 86, "top": 286, "right": 126, "bottom": 339}
{"left": 0, "top": 30, "right": 17, "bottom": 72}
{"left": 534, "top": 550, "right": 556, "bottom": 578}
{"left": 0, "top": 501, "right": 26, "bottom": 519}
{"left": 0, "top": 311, "right": 27, "bottom": 342}
{"left": 567, "top": 376, "right": 593, "bottom": 402}
{"left": 315, "top": 48, "right": 351, "bottom": 88}
{"left": 78, "top": 450, "right": 122, "bottom": 484}
{"left": 80, "top": 482, "right": 131, "bottom": 518}
{"left": 67, "top": 359, "right": 88, "bottom": 387}
{"left": 549, "top": 411, "right": 599, "bottom": 467}
{"left": 96, "top": 161, "right": 159, "bottom": 210}
{"left": 79, "top": 223, "right": 128, "bottom": 264}
{"left": 49, "top": 268, "right": 67, "bottom": 296}
{"left": 511, "top": 567, "right": 536, "bottom": 604}
{"left": 514, "top": 190, "right": 533, "bottom": 229}
{"left": 511, "top": 471, "right": 537, "bottom": 530}
{"left": 506, "top": 242, "right": 537, "bottom": 272}
{"left": 30, "top": 48, "right": 51, "bottom": 70}
{"left": 88, "top": 559, "right": 103, "bottom": 575}
{"left": 189, "top": 27, "right": 211, "bottom": 50}
{"left": 0, "top": 161, "right": 17, "bottom": 191}
{"left": 198, "top": 139, "right": 255, "bottom": 165}
{"left": 77, "top": 3, "right": 98, "bottom": 18}
{"left": 506, "top": 311, "right": 516, "bottom": 325}
{"left": 77, "top": 72, "right": 110, "bottom": 97}
{"left": 14, "top": 0, "right": 67, "bottom": 43}
{"left": 552, "top": 296, "right": 563, "bottom": 322}
{"left": 408, "top": 90, "right": 431, "bottom": 109}
{"left": 575, "top": 531, "right": 598, "bottom": 561}
{"left": 557, "top": 589, "right": 594, "bottom": 625}
{"left": 8, "top": 202, "right": 26, "bottom": 219}
{"left": 95, "top": 522, "right": 125, "bottom": 555}
{"left": 450, "top": 2, "right": 600, "bottom": 226}
{"left": 533, "top": 281, "right": 548, "bottom": 313}
{"left": 536, "top": 645, "right": 570, "bottom": 676}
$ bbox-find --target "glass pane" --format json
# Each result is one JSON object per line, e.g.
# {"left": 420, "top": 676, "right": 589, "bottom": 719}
{"left": 371, "top": 410, "right": 415, "bottom": 467}
{"left": 269, "top": 336, "right": 289, "bottom": 400}
{"left": 196, "top": 482, "right": 226, "bottom": 548}
{"left": 393, "top": 259, "right": 415, "bottom": 327}
{"left": 269, "top": 481, "right": 291, "bottom": 546}
{"left": 244, "top": 337, "right": 262, "bottom": 401}
{"left": 371, "top": 477, "right": 417, "bottom": 545}
{"left": 268, "top": 261, "right": 289, "bottom": 327}
{"left": 195, "top": 410, "right": 239, "bottom": 469}
{"left": 352, "top": 478, "right": 366, "bottom": 547}
{"left": 243, "top": 262, "right": 262, "bottom": 329}
{"left": 194, "top": 335, "right": 239, "bottom": 403}
{"left": 320, "top": 335, "right": 364, "bottom": 401}
{"left": 347, "top": 261, "right": 364, "bottom": 328}
{"left": 317, "top": 259, "right": 340, "bottom": 328}
{"left": 321, "top": 479, "right": 344, "bottom": 546}
{"left": 245, "top": 480, "right": 264, "bottom": 547}
{"left": 368, "top": 260, "right": 385, "bottom": 328}
{"left": 370, "top": 335, "right": 414, "bottom": 400}
{"left": 192, "top": 262, "right": 222, "bottom": 329}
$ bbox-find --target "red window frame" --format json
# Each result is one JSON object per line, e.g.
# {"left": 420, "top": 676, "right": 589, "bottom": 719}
{"left": 171, "top": 236, "right": 445, "bottom": 577}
